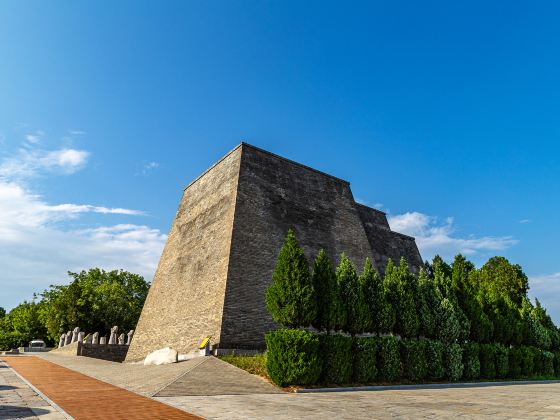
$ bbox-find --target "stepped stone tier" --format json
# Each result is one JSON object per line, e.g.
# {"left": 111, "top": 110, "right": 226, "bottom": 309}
{"left": 126, "top": 143, "right": 422, "bottom": 361}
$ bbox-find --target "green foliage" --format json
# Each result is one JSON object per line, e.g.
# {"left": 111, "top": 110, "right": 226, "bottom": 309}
{"left": 336, "top": 254, "right": 365, "bottom": 335}
{"left": 475, "top": 257, "right": 529, "bottom": 307}
{"left": 532, "top": 347, "right": 543, "bottom": 375}
{"left": 400, "top": 339, "right": 427, "bottom": 382}
{"left": 320, "top": 334, "right": 353, "bottom": 384}
{"left": 542, "top": 351, "right": 555, "bottom": 377}
{"left": 508, "top": 347, "right": 522, "bottom": 378}
{"left": 445, "top": 343, "right": 464, "bottom": 381}
{"left": 40, "top": 269, "right": 149, "bottom": 341}
{"left": 0, "top": 331, "right": 28, "bottom": 351}
{"left": 417, "top": 269, "right": 437, "bottom": 339}
{"left": 266, "top": 230, "right": 317, "bottom": 328}
{"left": 2, "top": 300, "right": 48, "bottom": 345}
{"left": 425, "top": 339, "right": 445, "bottom": 380}
{"left": 0, "top": 307, "right": 5, "bottom": 319}
{"left": 265, "top": 329, "right": 322, "bottom": 386}
{"left": 462, "top": 342, "right": 480, "bottom": 380}
{"left": 494, "top": 344, "right": 509, "bottom": 378}
{"left": 554, "top": 351, "right": 560, "bottom": 377}
{"left": 312, "top": 249, "right": 344, "bottom": 332}
{"left": 479, "top": 344, "right": 496, "bottom": 379}
{"left": 435, "top": 297, "right": 462, "bottom": 343}
{"left": 352, "top": 337, "right": 378, "bottom": 383}
{"left": 359, "top": 258, "right": 393, "bottom": 335}
{"left": 384, "top": 259, "right": 419, "bottom": 339}
{"left": 378, "top": 336, "right": 402, "bottom": 382}
{"left": 519, "top": 346, "right": 535, "bottom": 376}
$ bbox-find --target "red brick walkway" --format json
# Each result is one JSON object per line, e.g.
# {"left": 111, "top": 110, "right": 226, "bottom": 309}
{"left": 2, "top": 356, "right": 202, "bottom": 419}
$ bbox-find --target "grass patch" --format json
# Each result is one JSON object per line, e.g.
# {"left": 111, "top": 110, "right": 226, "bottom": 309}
{"left": 219, "top": 353, "right": 269, "bottom": 379}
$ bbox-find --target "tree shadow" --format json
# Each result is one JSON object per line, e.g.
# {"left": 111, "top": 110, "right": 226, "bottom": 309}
{"left": 0, "top": 385, "right": 17, "bottom": 390}
{"left": 0, "top": 405, "right": 52, "bottom": 417}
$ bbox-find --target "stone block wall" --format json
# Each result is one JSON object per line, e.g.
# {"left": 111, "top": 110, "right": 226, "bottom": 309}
{"left": 78, "top": 342, "right": 129, "bottom": 363}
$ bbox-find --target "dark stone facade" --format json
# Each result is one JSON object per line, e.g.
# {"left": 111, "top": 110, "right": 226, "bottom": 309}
{"left": 126, "top": 143, "right": 422, "bottom": 360}
{"left": 78, "top": 342, "right": 129, "bottom": 362}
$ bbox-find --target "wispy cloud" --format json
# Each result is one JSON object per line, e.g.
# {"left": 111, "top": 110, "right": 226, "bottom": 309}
{"left": 519, "top": 219, "right": 532, "bottom": 224}
{"left": 25, "top": 130, "right": 44, "bottom": 144}
{"left": 388, "top": 211, "right": 518, "bottom": 260}
{"left": 0, "top": 147, "right": 89, "bottom": 179}
{"left": 141, "top": 161, "right": 159, "bottom": 175}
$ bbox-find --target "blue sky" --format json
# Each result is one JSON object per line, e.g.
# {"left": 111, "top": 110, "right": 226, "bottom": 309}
{"left": 1, "top": 1, "right": 559, "bottom": 322}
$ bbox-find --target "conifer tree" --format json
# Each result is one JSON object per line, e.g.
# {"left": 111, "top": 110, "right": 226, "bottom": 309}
{"left": 360, "top": 258, "right": 393, "bottom": 335}
{"left": 265, "top": 229, "right": 317, "bottom": 328}
{"left": 384, "top": 258, "right": 419, "bottom": 338}
{"left": 417, "top": 268, "right": 437, "bottom": 338}
{"left": 311, "top": 249, "right": 344, "bottom": 332}
{"left": 336, "top": 254, "right": 364, "bottom": 336}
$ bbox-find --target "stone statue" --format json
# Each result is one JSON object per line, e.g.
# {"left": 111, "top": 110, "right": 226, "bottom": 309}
{"left": 58, "top": 333, "right": 66, "bottom": 348}
{"left": 65, "top": 331, "right": 72, "bottom": 345}
{"left": 92, "top": 332, "right": 99, "bottom": 345}
{"left": 126, "top": 330, "right": 134, "bottom": 345}
{"left": 109, "top": 326, "right": 118, "bottom": 345}
{"left": 99, "top": 336, "right": 106, "bottom": 345}
{"left": 77, "top": 331, "right": 85, "bottom": 343}
{"left": 118, "top": 333, "right": 125, "bottom": 345}
{"left": 71, "top": 327, "right": 80, "bottom": 343}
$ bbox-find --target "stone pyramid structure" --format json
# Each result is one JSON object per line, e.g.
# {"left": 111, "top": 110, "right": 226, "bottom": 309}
{"left": 126, "top": 143, "right": 422, "bottom": 361}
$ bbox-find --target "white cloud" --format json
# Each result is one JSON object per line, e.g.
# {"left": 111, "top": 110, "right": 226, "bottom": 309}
{"left": 388, "top": 211, "right": 518, "bottom": 260}
{"left": 519, "top": 219, "right": 532, "bottom": 224}
{"left": 0, "top": 179, "right": 166, "bottom": 309}
{"left": 0, "top": 147, "right": 89, "bottom": 179}
{"left": 141, "top": 161, "right": 159, "bottom": 175}
{"left": 529, "top": 273, "right": 560, "bottom": 325}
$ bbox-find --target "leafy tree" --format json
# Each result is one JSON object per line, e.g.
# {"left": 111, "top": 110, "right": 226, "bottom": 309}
{"left": 40, "top": 268, "right": 149, "bottom": 341}
{"left": 311, "top": 249, "right": 344, "bottom": 332}
{"left": 0, "top": 307, "right": 5, "bottom": 319}
{"left": 360, "top": 258, "right": 393, "bottom": 335}
{"left": 417, "top": 268, "right": 437, "bottom": 338}
{"left": 336, "top": 254, "right": 366, "bottom": 336}
{"left": 266, "top": 229, "right": 317, "bottom": 328}
{"left": 475, "top": 257, "right": 529, "bottom": 307}
{"left": 3, "top": 300, "right": 48, "bottom": 344}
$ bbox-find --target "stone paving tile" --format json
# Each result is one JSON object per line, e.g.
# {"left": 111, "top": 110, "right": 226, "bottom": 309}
{"left": 3, "top": 356, "right": 200, "bottom": 420}
{"left": 0, "top": 360, "right": 65, "bottom": 419}
{"left": 156, "top": 383, "right": 560, "bottom": 419}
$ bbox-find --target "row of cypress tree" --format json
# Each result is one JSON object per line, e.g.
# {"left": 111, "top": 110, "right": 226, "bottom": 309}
{"left": 265, "top": 230, "right": 560, "bottom": 350}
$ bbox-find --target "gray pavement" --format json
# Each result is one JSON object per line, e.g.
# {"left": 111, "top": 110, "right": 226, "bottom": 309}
{"left": 0, "top": 361, "right": 66, "bottom": 419}
{"left": 156, "top": 382, "right": 560, "bottom": 419}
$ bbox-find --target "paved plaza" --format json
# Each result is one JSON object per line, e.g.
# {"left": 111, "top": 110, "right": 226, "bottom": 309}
{"left": 2, "top": 354, "right": 560, "bottom": 419}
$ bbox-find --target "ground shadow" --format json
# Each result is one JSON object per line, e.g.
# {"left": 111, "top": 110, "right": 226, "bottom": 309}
{"left": 0, "top": 405, "right": 51, "bottom": 418}
{"left": 0, "top": 385, "right": 17, "bottom": 391}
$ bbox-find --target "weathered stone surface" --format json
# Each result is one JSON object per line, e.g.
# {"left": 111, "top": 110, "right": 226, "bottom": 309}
{"left": 127, "top": 143, "right": 422, "bottom": 360}
{"left": 144, "top": 347, "right": 178, "bottom": 366}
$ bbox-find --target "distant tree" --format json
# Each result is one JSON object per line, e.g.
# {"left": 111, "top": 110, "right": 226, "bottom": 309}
{"left": 266, "top": 230, "right": 316, "bottom": 328}
{"left": 40, "top": 268, "right": 150, "bottom": 341}
{"left": 311, "top": 249, "right": 344, "bottom": 332}
{"left": 360, "top": 258, "right": 393, "bottom": 335}
{"left": 0, "top": 307, "right": 5, "bottom": 319}
{"left": 3, "top": 300, "right": 47, "bottom": 343}
{"left": 336, "top": 254, "right": 365, "bottom": 336}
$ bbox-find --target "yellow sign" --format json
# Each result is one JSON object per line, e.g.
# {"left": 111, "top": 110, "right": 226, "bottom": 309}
{"left": 199, "top": 337, "right": 210, "bottom": 349}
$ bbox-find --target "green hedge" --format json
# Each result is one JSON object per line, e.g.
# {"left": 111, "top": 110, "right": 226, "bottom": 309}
{"left": 555, "top": 351, "right": 560, "bottom": 377}
{"left": 479, "top": 344, "right": 496, "bottom": 379}
{"left": 425, "top": 339, "right": 445, "bottom": 380}
{"left": 495, "top": 344, "right": 509, "bottom": 378}
{"left": 532, "top": 347, "right": 543, "bottom": 375}
{"left": 462, "top": 342, "right": 480, "bottom": 380}
{"left": 445, "top": 343, "right": 463, "bottom": 381}
{"left": 520, "top": 346, "right": 534, "bottom": 376}
{"left": 542, "top": 351, "right": 555, "bottom": 377}
{"left": 353, "top": 337, "right": 378, "bottom": 383}
{"left": 265, "top": 329, "right": 322, "bottom": 386}
{"left": 321, "top": 334, "right": 353, "bottom": 384}
{"left": 400, "top": 339, "right": 427, "bottom": 382}
{"left": 378, "top": 336, "right": 402, "bottom": 382}
{"left": 508, "top": 347, "right": 522, "bottom": 378}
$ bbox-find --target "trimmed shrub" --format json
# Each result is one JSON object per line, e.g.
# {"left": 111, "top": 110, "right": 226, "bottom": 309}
{"left": 353, "top": 337, "right": 378, "bottom": 383}
{"left": 508, "top": 347, "right": 522, "bottom": 378}
{"left": 321, "top": 334, "right": 353, "bottom": 384}
{"left": 495, "top": 344, "right": 509, "bottom": 378}
{"left": 542, "top": 351, "right": 555, "bottom": 377}
{"left": 0, "top": 331, "right": 28, "bottom": 351}
{"left": 425, "top": 339, "right": 445, "bottom": 380}
{"left": 400, "top": 339, "right": 427, "bottom": 382}
{"left": 479, "top": 344, "right": 496, "bottom": 379}
{"left": 520, "top": 346, "right": 534, "bottom": 376}
{"left": 265, "top": 329, "right": 322, "bottom": 386}
{"left": 378, "top": 336, "right": 402, "bottom": 382}
{"left": 532, "top": 347, "right": 543, "bottom": 375}
{"left": 445, "top": 343, "right": 464, "bottom": 381}
{"left": 555, "top": 351, "right": 560, "bottom": 377}
{"left": 462, "top": 342, "right": 480, "bottom": 380}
